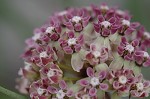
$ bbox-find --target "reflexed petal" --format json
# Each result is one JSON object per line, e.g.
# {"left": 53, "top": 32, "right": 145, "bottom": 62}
{"left": 59, "top": 80, "right": 67, "bottom": 90}
{"left": 130, "top": 22, "right": 140, "bottom": 28}
{"left": 93, "top": 23, "right": 100, "bottom": 33}
{"left": 143, "top": 81, "right": 150, "bottom": 88}
{"left": 63, "top": 46, "right": 73, "bottom": 54}
{"left": 98, "top": 71, "right": 107, "bottom": 80}
{"left": 64, "top": 22, "right": 74, "bottom": 30}
{"left": 86, "top": 67, "right": 94, "bottom": 77}
{"left": 131, "top": 39, "right": 139, "bottom": 47}
{"left": 47, "top": 86, "right": 57, "bottom": 94}
{"left": 89, "top": 87, "right": 97, "bottom": 96}
{"left": 124, "top": 27, "right": 135, "bottom": 35}
{"left": 113, "top": 81, "right": 120, "bottom": 89}
{"left": 79, "top": 79, "right": 89, "bottom": 86}
{"left": 74, "top": 23, "right": 82, "bottom": 32}
{"left": 143, "top": 58, "right": 150, "bottom": 67}
{"left": 66, "top": 90, "right": 74, "bottom": 97}
{"left": 99, "top": 83, "right": 108, "bottom": 91}
{"left": 68, "top": 31, "right": 75, "bottom": 38}
{"left": 98, "top": 15, "right": 105, "bottom": 23}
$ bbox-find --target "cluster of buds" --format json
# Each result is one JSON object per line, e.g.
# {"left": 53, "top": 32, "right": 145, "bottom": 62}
{"left": 16, "top": 3, "right": 150, "bottom": 99}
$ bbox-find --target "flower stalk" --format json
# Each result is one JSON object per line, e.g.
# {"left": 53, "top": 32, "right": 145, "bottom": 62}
{"left": 0, "top": 86, "right": 27, "bottom": 99}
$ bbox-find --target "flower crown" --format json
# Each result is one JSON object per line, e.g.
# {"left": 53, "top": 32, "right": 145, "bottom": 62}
{"left": 16, "top": 3, "right": 150, "bottom": 99}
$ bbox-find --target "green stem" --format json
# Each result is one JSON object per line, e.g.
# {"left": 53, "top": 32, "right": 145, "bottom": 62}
{"left": 0, "top": 86, "right": 27, "bottom": 99}
{"left": 63, "top": 77, "right": 81, "bottom": 81}
{"left": 58, "top": 63, "right": 76, "bottom": 73}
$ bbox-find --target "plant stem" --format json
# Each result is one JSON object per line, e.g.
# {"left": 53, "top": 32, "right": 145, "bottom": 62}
{"left": 63, "top": 77, "right": 81, "bottom": 81}
{"left": 0, "top": 86, "right": 27, "bottom": 99}
{"left": 58, "top": 63, "right": 76, "bottom": 73}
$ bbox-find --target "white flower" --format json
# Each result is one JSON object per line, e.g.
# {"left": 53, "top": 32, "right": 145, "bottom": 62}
{"left": 92, "top": 51, "right": 101, "bottom": 58}
{"left": 143, "top": 51, "right": 149, "bottom": 58}
{"left": 90, "top": 77, "right": 100, "bottom": 87}
{"left": 101, "top": 21, "right": 111, "bottom": 28}
{"left": 37, "top": 88, "right": 45, "bottom": 96}
{"left": 68, "top": 38, "right": 77, "bottom": 46}
{"left": 136, "top": 83, "right": 144, "bottom": 91}
{"left": 39, "top": 51, "right": 48, "bottom": 58}
{"left": 32, "top": 33, "right": 41, "bottom": 41}
{"left": 72, "top": 16, "right": 82, "bottom": 23}
{"left": 56, "top": 90, "right": 65, "bottom": 99}
{"left": 118, "top": 75, "right": 127, "bottom": 84}
{"left": 122, "top": 19, "right": 130, "bottom": 26}
{"left": 46, "top": 27, "right": 55, "bottom": 33}
{"left": 144, "top": 32, "right": 150, "bottom": 38}
{"left": 125, "top": 44, "right": 134, "bottom": 53}
{"left": 47, "top": 69, "right": 55, "bottom": 78}
{"left": 100, "top": 5, "right": 109, "bottom": 10}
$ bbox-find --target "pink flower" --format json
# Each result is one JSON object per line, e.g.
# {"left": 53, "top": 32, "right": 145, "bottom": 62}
{"left": 31, "top": 45, "right": 57, "bottom": 66}
{"left": 59, "top": 31, "right": 84, "bottom": 54}
{"left": 117, "top": 19, "right": 140, "bottom": 35}
{"left": 136, "top": 26, "right": 150, "bottom": 51}
{"left": 29, "top": 79, "right": 51, "bottom": 99}
{"left": 79, "top": 67, "right": 108, "bottom": 97}
{"left": 108, "top": 69, "right": 135, "bottom": 95}
{"left": 130, "top": 74, "right": 150, "bottom": 98}
{"left": 118, "top": 37, "right": 139, "bottom": 60}
{"left": 39, "top": 63, "right": 63, "bottom": 84}
{"left": 64, "top": 8, "right": 90, "bottom": 32}
{"left": 47, "top": 80, "right": 74, "bottom": 98}
{"left": 86, "top": 44, "right": 109, "bottom": 65}
{"left": 134, "top": 50, "right": 150, "bottom": 67}
{"left": 94, "top": 15, "right": 118, "bottom": 37}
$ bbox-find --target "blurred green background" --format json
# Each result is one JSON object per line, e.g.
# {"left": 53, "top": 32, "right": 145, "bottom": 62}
{"left": 0, "top": 0, "right": 150, "bottom": 99}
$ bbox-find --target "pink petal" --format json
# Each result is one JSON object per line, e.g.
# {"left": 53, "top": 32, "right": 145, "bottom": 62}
{"left": 74, "top": 23, "right": 82, "bottom": 32}
{"left": 68, "top": 31, "right": 75, "bottom": 38}
{"left": 98, "top": 71, "right": 107, "bottom": 80}
{"left": 64, "top": 22, "right": 74, "bottom": 30}
{"left": 59, "top": 80, "right": 67, "bottom": 90}
{"left": 79, "top": 79, "right": 89, "bottom": 86}
{"left": 130, "top": 22, "right": 140, "bottom": 28}
{"left": 131, "top": 39, "right": 139, "bottom": 47}
{"left": 109, "top": 17, "right": 116, "bottom": 24}
{"left": 47, "top": 86, "right": 57, "bottom": 94}
{"left": 89, "top": 87, "right": 97, "bottom": 96}
{"left": 82, "top": 16, "right": 91, "bottom": 27}
{"left": 99, "top": 83, "right": 108, "bottom": 91}
{"left": 63, "top": 46, "right": 73, "bottom": 54}
{"left": 113, "top": 81, "right": 120, "bottom": 89}
{"left": 86, "top": 67, "right": 94, "bottom": 77}
{"left": 66, "top": 90, "right": 74, "bottom": 97}
{"left": 98, "top": 15, "right": 105, "bottom": 23}
{"left": 124, "top": 27, "right": 135, "bottom": 35}
{"left": 93, "top": 23, "right": 100, "bottom": 33}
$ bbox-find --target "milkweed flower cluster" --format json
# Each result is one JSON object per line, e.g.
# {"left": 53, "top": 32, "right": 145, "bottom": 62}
{"left": 16, "top": 3, "right": 150, "bottom": 99}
